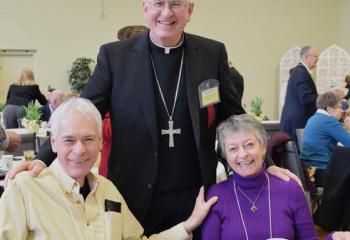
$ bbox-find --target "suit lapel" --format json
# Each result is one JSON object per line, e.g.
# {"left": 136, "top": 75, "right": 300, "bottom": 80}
{"left": 132, "top": 33, "right": 158, "bottom": 151}
{"left": 184, "top": 34, "right": 202, "bottom": 148}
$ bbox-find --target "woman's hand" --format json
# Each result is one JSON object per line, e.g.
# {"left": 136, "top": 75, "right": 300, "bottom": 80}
{"left": 183, "top": 186, "right": 218, "bottom": 234}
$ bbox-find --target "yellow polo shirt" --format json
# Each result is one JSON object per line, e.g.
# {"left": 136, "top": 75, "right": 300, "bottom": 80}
{"left": 0, "top": 159, "right": 190, "bottom": 240}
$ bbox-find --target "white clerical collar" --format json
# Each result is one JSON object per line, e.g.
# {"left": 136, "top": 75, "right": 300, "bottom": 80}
{"left": 149, "top": 33, "right": 184, "bottom": 54}
{"left": 300, "top": 61, "right": 312, "bottom": 74}
{"left": 317, "top": 109, "right": 331, "bottom": 116}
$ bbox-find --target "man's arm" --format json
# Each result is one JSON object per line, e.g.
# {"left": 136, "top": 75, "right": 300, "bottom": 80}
{"left": 0, "top": 126, "right": 21, "bottom": 152}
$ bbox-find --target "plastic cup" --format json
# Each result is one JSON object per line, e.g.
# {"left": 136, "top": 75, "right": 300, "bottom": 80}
{"left": 23, "top": 150, "right": 35, "bottom": 162}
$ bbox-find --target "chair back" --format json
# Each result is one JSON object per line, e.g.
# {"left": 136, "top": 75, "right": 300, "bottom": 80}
{"left": 295, "top": 128, "right": 304, "bottom": 151}
{"left": 279, "top": 141, "right": 308, "bottom": 189}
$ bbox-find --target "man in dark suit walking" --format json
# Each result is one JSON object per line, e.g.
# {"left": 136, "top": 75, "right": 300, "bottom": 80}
{"left": 8, "top": 0, "right": 299, "bottom": 237}
{"left": 280, "top": 46, "right": 319, "bottom": 145}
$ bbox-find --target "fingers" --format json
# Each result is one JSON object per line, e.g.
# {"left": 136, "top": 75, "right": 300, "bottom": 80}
{"left": 206, "top": 196, "right": 218, "bottom": 207}
{"left": 267, "top": 165, "right": 289, "bottom": 181}
{"left": 283, "top": 169, "right": 303, "bottom": 187}
{"left": 29, "top": 161, "right": 46, "bottom": 177}
{"left": 4, "top": 161, "right": 31, "bottom": 188}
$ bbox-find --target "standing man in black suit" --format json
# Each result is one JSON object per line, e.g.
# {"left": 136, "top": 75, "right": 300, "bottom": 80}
{"left": 39, "top": 90, "right": 65, "bottom": 122}
{"left": 7, "top": 0, "right": 299, "bottom": 237}
{"left": 280, "top": 46, "right": 319, "bottom": 144}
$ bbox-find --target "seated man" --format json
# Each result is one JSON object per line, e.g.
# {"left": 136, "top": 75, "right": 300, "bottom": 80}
{"left": 0, "top": 98, "right": 217, "bottom": 239}
{"left": 39, "top": 89, "right": 65, "bottom": 122}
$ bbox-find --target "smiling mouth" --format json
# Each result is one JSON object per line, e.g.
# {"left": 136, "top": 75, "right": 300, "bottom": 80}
{"left": 157, "top": 20, "right": 176, "bottom": 25}
{"left": 69, "top": 159, "right": 89, "bottom": 165}
{"left": 239, "top": 160, "right": 254, "bottom": 167}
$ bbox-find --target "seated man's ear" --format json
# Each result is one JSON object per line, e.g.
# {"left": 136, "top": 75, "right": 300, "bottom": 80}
{"left": 50, "top": 136, "right": 57, "bottom": 153}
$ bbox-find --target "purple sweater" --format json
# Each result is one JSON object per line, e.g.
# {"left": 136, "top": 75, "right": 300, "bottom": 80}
{"left": 202, "top": 169, "right": 318, "bottom": 239}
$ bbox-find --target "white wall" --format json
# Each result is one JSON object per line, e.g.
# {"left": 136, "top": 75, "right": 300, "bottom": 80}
{"left": 0, "top": 0, "right": 347, "bottom": 119}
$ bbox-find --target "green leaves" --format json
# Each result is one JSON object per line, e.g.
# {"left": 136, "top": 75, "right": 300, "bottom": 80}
{"left": 0, "top": 102, "right": 4, "bottom": 112}
{"left": 68, "top": 57, "right": 95, "bottom": 93}
{"left": 250, "top": 97, "right": 263, "bottom": 116}
{"left": 23, "top": 103, "right": 42, "bottom": 122}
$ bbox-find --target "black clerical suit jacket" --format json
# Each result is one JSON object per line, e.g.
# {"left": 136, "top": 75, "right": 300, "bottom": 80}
{"left": 38, "top": 31, "right": 245, "bottom": 223}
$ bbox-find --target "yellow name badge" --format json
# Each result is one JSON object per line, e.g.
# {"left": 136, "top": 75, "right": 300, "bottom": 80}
{"left": 198, "top": 79, "right": 221, "bottom": 108}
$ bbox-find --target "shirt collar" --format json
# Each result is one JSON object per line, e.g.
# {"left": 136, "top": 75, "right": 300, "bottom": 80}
{"left": 50, "top": 159, "right": 99, "bottom": 196}
{"left": 317, "top": 109, "right": 331, "bottom": 116}
{"left": 149, "top": 33, "right": 184, "bottom": 54}
{"left": 300, "top": 61, "right": 312, "bottom": 74}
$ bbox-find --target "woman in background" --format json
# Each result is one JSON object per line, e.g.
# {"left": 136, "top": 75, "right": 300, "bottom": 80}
{"left": 3, "top": 67, "right": 47, "bottom": 128}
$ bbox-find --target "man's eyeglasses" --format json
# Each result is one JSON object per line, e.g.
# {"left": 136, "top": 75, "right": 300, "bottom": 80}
{"left": 148, "top": 0, "right": 187, "bottom": 12}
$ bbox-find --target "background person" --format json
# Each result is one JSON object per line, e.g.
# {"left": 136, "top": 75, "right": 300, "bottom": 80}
{"left": 0, "top": 98, "right": 217, "bottom": 239}
{"left": 39, "top": 89, "right": 65, "bottom": 122}
{"left": 300, "top": 91, "right": 350, "bottom": 187}
{"left": 3, "top": 67, "right": 47, "bottom": 128}
{"left": 280, "top": 46, "right": 319, "bottom": 146}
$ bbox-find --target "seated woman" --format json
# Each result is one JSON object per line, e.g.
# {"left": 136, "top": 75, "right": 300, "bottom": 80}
{"left": 3, "top": 67, "right": 47, "bottom": 128}
{"left": 300, "top": 91, "right": 350, "bottom": 187}
{"left": 202, "top": 114, "right": 323, "bottom": 239}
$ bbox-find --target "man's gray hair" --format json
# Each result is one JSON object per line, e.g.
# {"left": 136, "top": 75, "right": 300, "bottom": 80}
{"left": 49, "top": 97, "right": 102, "bottom": 139}
{"left": 217, "top": 114, "right": 268, "bottom": 159}
{"left": 300, "top": 46, "right": 312, "bottom": 59}
{"left": 316, "top": 91, "right": 340, "bottom": 110}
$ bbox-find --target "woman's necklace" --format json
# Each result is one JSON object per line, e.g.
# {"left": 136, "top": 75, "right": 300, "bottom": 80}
{"left": 233, "top": 172, "right": 272, "bottom": 240}
{"left": 236, "top": 184, "right": 264, "bottom": 213}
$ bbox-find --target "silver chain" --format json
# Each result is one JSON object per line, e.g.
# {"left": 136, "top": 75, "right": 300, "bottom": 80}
{"left": 150, "top": 50, "right": 184, "bottom": 120}
{"left": 236, "top": 184, "right": 264, "bottom": 212}
{"left": 233, "top": 172, "right": 272, "bottom": 240}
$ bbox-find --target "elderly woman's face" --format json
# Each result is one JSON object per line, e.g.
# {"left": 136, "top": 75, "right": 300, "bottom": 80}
{"left": 224, "top": 131, "right": 266, "bottom": 177}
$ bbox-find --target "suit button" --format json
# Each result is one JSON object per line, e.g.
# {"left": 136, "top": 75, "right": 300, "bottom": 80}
{"left": 154, "top": 152, "right": 158, "bottom": 158}
{"left": 147, "top": 182, "right": 153, "bottom": 189}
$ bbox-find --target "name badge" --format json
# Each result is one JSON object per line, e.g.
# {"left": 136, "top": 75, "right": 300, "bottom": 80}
{"left": 198, "top": 79, "right": 220, "bottom": 108}
{"left": 105, "top": 199, "right": 121, "bottom": 213}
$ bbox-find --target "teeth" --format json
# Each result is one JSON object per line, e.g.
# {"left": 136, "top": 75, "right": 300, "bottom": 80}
{"left": 159, "top": 21, "right": 174, "bottom": 25}
{"left": 239, "top": 161, "right": 252, "bottom": 167}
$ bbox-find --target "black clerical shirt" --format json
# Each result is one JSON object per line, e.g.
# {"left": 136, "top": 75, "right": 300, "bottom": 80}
{"left": 149, "top": 38, "right": 201, "bottom": 192}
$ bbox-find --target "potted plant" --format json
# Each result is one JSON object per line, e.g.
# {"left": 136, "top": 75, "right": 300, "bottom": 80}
{"left": 250, "top": 97, "right": 267, "bottom": 121}
{"left": 68, "top": 57, "right": 95, "bottom": 93}
{"left": 22, "top": 103, "right": 42, "bottom": 133}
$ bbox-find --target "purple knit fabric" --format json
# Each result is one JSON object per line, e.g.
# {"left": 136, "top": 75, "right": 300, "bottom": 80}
{"left": 202, "top": 168, "right": 318, "bottom": 239}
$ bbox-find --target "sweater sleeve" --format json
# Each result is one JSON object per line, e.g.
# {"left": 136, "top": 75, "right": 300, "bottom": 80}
{"left": 327, "top": 118, "right": 350, "bottom": 147}
{"left": 289, "top": 180, "right": 318, "bottom": 239}
{"left": 201, "top": 185, "right": 222, "bottom": 240}
{"left": 34, "top": 85, "right": 48, "bottom": 105}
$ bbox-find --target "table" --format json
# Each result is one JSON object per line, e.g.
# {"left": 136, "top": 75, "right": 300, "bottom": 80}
{"left": 0, "top": 158, "right": 25, "bottom": 188}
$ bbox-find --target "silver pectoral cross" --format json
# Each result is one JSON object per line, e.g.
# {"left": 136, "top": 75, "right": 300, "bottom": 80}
{"left": 161, "top": 119, "right": 181, "bottom": 147}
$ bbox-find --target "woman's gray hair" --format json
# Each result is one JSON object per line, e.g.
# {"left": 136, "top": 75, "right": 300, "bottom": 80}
{"left": 217, "top": 114, "right": 268, "bottom": 159}
{"left": 316, "top": 91, "right": 340, "bottom": 110}
{"left": 49, "top": 97, "right": 102, "bottom": 139}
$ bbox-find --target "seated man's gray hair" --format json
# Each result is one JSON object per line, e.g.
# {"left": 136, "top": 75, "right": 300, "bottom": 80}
{"left": 49, "top": 97, "right": 102, "bottom": 139}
